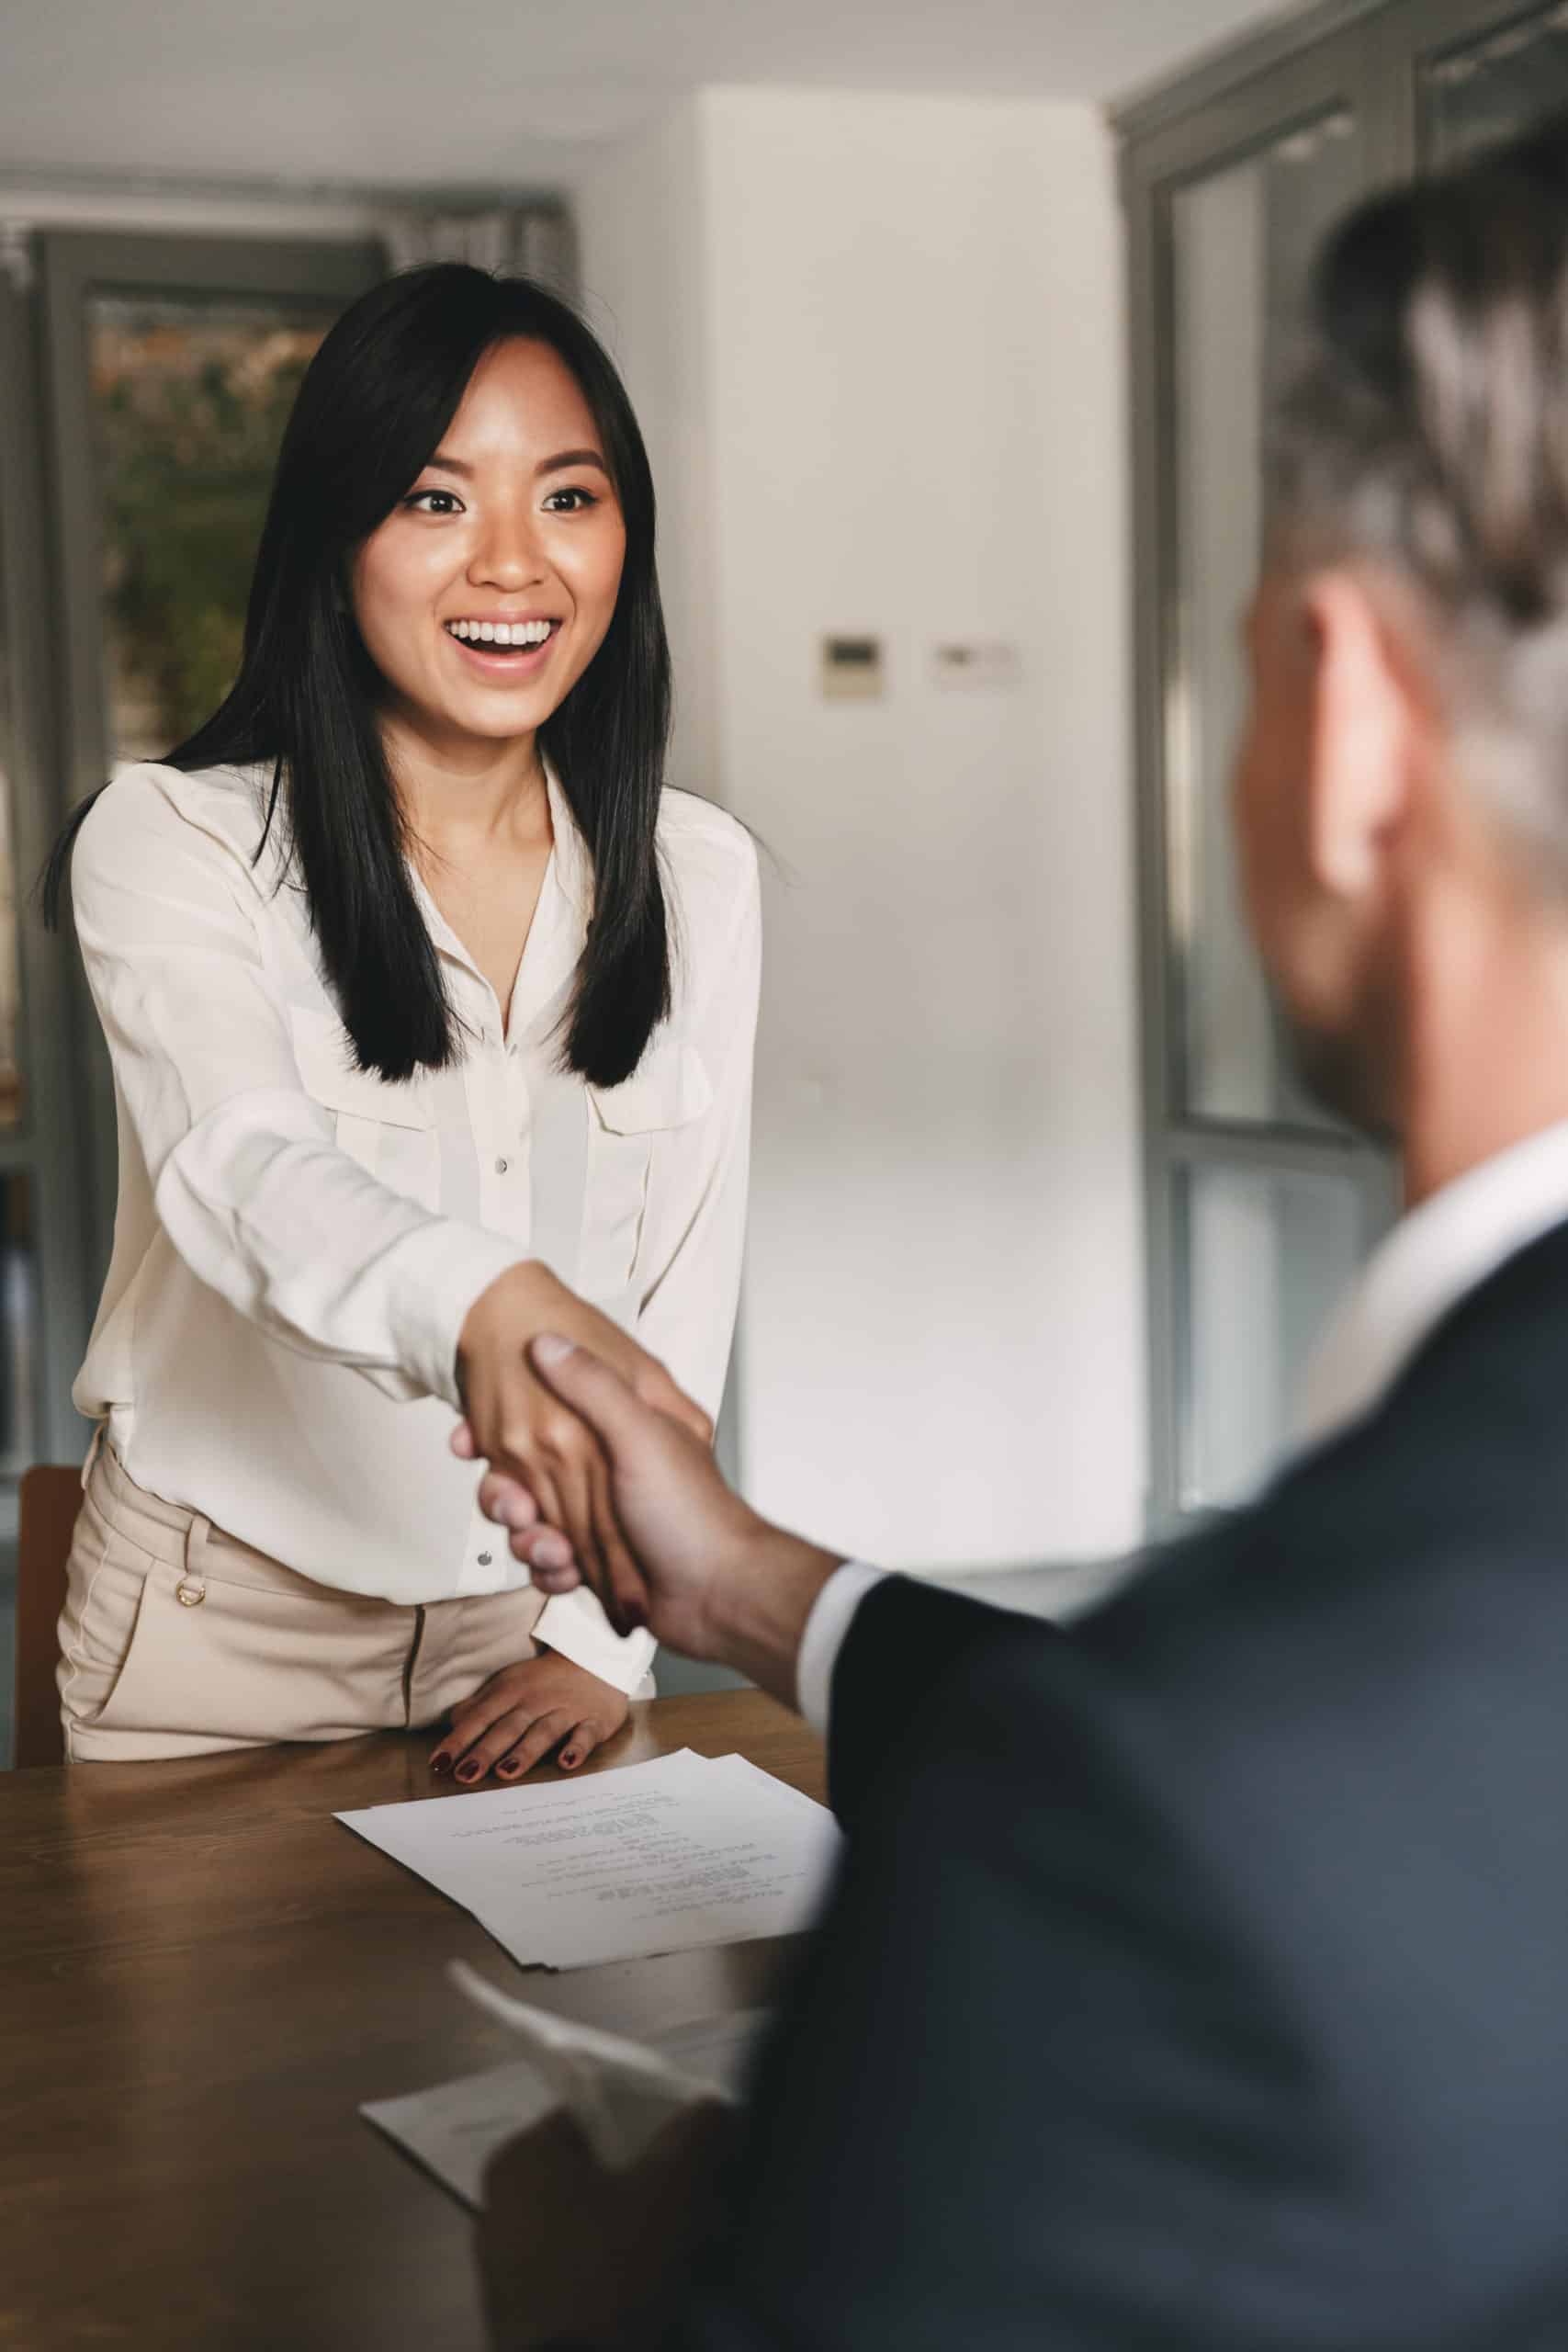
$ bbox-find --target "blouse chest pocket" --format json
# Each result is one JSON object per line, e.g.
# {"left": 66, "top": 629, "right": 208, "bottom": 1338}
{"left": 289, "top": 1005, "right": 442, "bottom": 1213}
{"left": 580, "top": 1040, "right": 713, "bottom": 1302}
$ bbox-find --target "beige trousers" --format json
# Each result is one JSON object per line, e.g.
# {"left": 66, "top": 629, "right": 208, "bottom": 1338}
{"left": 57, "top": 1442, "right": 547, "bottom": 1761}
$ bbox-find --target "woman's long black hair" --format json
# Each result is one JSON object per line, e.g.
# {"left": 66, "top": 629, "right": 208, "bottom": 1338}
{"left": 43, "top": 264, "right": 672, "bottom": 1088}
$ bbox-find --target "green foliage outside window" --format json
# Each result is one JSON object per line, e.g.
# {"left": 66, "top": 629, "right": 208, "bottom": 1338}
{"left": 94, "top": 319, "right": 325, "bottom": 753}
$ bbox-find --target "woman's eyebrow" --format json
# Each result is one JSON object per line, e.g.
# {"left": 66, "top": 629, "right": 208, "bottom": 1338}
{"left": 536, "top": 448, "right": 610, "bottom": 478}
{"left": 415, "top": 449, "right": 608, "bottom": 481}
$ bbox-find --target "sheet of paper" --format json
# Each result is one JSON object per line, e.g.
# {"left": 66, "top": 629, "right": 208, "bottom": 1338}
{"left": 337, "top": 1749, "right": 840, "bottom": 1970}
{"left": 451, "top": 1960, "right": 764, "bottom": 2165}
{"left": 362, "top": 1987, "right": 767, "bottom": 2203}
{"left": 701, "top": 1751, "right": 829, "bottom": 1817}
{"left": 452, "top": 1959, "right": 754, "bottom": 2102}
{"left": 362, "top": 2057, "right": 558, "bottom": 2208}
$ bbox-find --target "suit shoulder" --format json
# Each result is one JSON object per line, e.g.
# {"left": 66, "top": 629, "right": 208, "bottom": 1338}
{"left": 1078, "top": 1394, "right": 1568, "bottom": 1869}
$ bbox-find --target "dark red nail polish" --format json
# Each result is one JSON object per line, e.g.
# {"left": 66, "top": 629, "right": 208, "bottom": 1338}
{"left": 456, "top": 1759, "right": 480, "bottom": 1782}
{"left": 497, "top": 1758, "right": 519, "bottom": 1777}
{"left": 431, "top": 1752, "right": 453, "bottom": 1775}
{"left": 560, "top": 1750, "right": 578, "bottom": 1770}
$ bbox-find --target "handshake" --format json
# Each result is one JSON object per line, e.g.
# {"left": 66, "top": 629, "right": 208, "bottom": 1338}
{"left": 451, "top": 1319, "right": 842, "bottom": 1709}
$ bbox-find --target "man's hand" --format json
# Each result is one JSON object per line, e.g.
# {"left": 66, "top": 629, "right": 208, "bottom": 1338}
{"left": 477, "top": 2102, "right": 734, "bottom": 2350}
{"left": 428, "top": 1652, "right": 630, "bottom": 1785}
{"left": 468, "top": 1335, "right": 843, "bottom": 1707}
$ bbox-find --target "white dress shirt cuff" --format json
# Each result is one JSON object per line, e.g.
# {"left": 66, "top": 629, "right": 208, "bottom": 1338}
{"left": 534, "top": 1586, "right": 659, "bottom": 1695}
{"left": 795, "top": 1561, "right": 886, "bottom": 1736}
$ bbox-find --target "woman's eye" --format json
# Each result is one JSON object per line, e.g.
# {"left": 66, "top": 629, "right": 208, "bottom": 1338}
{"left": 543, "top": 486, "right": 598, "bottom": 514}
{"left": 404, "top": 489, "right": 463, "bottom": 515}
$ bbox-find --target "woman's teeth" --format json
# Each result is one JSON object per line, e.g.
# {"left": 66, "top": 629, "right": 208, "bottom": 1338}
{"left": 445, "top": 619, "right": 555, "bottom": 647}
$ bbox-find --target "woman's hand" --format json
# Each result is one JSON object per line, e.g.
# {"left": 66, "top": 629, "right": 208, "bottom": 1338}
{"left": 456, "top": 1261, "right": 710, "bottom": 1634}
{"left": 429, "top": 1650, "right": 630, "bottom": 1785}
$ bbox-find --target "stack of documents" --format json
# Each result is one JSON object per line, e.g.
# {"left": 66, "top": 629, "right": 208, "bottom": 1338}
{"left": 364, "top": 1964, "right": 768, "bottom": 2204}
{"left": 337, "top": 1748, "right": 841, "bottom": 1971}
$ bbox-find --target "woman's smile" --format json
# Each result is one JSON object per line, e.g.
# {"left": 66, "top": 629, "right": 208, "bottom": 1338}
{"left": 442, "top": 613, "right": 565, "bottom": 683}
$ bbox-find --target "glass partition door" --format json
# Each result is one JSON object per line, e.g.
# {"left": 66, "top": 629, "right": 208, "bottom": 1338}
{"left": 1123, "top": 0, "right": 1568, "bottom": 1531}
{"left": 1414, "top": 0, "right": 1568, "bottom": 161}
{"left": 1126, "top": 34, "right": 1398, "bottom": 1526}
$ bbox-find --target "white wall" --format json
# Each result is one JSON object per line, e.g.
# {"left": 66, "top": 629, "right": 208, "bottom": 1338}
{"left": 572, "top": 106, "right": 721, "bottom": 809}
{"left": 579, "top": 87, "right": 1146, "bottom": 1570}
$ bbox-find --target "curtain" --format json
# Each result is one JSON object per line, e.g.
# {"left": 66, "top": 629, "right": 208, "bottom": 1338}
{"left": 382, "top": 205, "right": 575, "bottom": 293}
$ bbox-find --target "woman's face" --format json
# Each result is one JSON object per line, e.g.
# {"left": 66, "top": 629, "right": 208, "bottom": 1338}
{"left": 352, "top": 336, "right": 627, "bottom": 754}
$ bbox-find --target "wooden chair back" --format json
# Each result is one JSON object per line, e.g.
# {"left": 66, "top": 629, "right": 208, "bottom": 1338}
{"left": 13, "top": 1466, "right": 84, "bottom": 1768}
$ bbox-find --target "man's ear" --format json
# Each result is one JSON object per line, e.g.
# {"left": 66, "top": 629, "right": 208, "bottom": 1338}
{"left": 1302, "top": 568, "right": 1414, "bottom": 901}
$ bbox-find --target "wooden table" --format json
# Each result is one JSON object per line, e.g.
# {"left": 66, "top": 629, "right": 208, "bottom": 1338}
{"left": 0, "top": 1690, "right": 824, "bottom": 2350}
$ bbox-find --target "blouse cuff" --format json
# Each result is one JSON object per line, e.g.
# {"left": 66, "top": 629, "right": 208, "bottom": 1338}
{"left": 534, "top": 1586, "right": 659, "bottom": 1694}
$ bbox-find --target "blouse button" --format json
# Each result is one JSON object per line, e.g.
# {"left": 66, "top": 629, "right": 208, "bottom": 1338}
{"left": 494, "top": 1157, "right": 509, "bottom": 1175}
{"left": 477, "top": 1552, "right": 493, "bottom": 1568}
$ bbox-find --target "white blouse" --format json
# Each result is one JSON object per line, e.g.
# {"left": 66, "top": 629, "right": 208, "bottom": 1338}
{"left": 69, "top": 757, "right": 761, "bottom": 1694}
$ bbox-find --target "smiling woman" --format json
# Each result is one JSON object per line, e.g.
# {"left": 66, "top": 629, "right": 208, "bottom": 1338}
{"left": 39, "top": 266, "right": 761, "bottom": 1780}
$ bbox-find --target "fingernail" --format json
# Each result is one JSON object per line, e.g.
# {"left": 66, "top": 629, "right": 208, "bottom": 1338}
{"left": 536, "top": 1534, "right": 572, "bottom": 1570}
{"left": 430, "top": 1752, "right": 453, "bottom": 1775}
{"left": 456, "top": 1760, "right": 480, "bottom": 1782}
{"left": 560, "top": 1750, "right": 578, "bottom": 1770}
{"left": 532, "top": 1333, "right": 575, "bottom": 1368}
{"left": 497, "top": 1758, "right": 519, "bottom": 1778}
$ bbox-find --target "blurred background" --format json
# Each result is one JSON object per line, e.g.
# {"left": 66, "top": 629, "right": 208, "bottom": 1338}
{"left": 0, "top": 0, "right": 1561, "bottom": 1742}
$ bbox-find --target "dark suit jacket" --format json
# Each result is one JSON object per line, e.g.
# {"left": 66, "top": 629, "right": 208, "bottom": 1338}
{"left": 666, "top": 1219, "right": 1568, "bottom": 2349}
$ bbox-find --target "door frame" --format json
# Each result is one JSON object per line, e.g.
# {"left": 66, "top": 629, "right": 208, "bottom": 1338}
{"left": 0, "top": 269, "right": 92, "bottom": 1463}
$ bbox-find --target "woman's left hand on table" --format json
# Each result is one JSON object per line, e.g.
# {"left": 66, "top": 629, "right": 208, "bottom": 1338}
{"left": 429, "top": 1650, "right": 629, "bottom": 1784}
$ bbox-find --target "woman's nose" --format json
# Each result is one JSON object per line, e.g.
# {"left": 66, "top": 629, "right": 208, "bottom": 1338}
{"left": 469, "top": 510, "right": 546, "bottom": 591}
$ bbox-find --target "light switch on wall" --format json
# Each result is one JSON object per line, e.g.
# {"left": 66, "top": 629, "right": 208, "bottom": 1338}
{"left": 820, "top": 634, "right": 885, "bottom": 699}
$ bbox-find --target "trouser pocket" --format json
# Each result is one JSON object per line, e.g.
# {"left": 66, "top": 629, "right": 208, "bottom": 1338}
{"left": 59, "top": 1486, "right": 412, "bottom": 1749}
{"left": 56, "top": 1484, "right": 163, "bottom": 1729}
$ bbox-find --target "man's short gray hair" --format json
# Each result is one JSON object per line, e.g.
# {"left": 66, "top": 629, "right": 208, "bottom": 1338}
{"left": 1268, "top": 116, "right": 1568, "bottom": 887}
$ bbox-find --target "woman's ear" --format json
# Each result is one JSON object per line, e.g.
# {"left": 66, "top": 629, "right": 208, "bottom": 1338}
{"left": 1301, "top": 568, "right": 1415, "bottom": 903}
